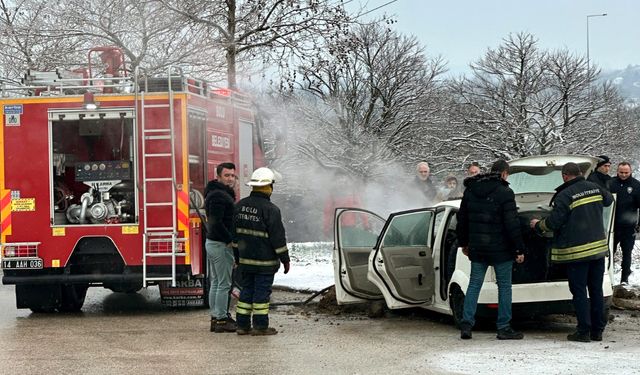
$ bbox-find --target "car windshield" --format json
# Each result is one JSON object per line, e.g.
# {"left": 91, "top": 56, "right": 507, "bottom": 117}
{"left": 508, "top": 170, "right": 562, "bottom": 194}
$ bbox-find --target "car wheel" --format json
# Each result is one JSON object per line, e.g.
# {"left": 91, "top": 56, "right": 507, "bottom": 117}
{"left": 449, "top": 284, "right": 465, "bottom": 329}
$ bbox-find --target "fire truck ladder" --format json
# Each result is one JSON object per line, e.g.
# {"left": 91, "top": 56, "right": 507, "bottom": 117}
{"left": 138, "top": 66, "right": 185, "bottom": 287}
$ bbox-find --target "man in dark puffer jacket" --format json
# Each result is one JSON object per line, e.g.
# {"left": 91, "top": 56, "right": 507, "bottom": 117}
{"left": 204, "top": 162, "right": 237, "bottom": 333}
{"left": 456, "top": 159, "right": 525, "bottom": 340}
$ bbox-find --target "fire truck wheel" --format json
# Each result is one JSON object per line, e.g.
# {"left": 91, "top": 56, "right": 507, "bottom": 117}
{"left": 59, "top": 284, "right": 88, "bottom": 312}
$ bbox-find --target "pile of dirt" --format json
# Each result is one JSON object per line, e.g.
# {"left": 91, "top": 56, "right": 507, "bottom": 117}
{"left": 613, "top": 285, "right": 640, "bottom": 310}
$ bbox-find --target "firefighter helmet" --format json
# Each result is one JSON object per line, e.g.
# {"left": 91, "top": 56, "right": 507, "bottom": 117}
{"left": 247, "top": 167, "right": 277, "bottom": 186}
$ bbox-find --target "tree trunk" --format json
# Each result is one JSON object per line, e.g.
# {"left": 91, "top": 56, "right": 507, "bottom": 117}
{"left": 226, "top": 0, "right": 237, "bottom": 89}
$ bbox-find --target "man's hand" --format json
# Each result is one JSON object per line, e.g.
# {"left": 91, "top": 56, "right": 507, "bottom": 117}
{"left": 461, "top": 246, "right": 469, "bottom": 257}
{"left": 283, "top": 261, "right": 290, "bottom": 274}
{"left": 515, "top": 254, "right": 525, "bottom": 264}
{"left": 530, "top": 218, "right": 540, "bottom": 229}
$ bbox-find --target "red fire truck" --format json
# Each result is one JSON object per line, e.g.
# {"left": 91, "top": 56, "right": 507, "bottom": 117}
{"left": 0, "top": 47, "right": 265, "bottom": 312}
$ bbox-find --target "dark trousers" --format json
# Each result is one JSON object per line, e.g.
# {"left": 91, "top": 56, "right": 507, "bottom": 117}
{"left": 566, "top": 258, "right": 606, "bottom": 335}
{"left": 235, "top": 270, "right": 275, "bottom": 330}
{"left": 614, "top": 227, "right": 635, "bottom": 282}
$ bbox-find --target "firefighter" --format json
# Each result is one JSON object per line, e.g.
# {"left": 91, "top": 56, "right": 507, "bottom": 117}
{"left": 531, "top": 162, "right": 613, "bottom": 342}
{"left": 233, "top": 167, "right": 290, "bottom": 335}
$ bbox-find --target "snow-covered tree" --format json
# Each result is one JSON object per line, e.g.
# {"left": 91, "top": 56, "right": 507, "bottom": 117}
{"left": 446, "top": 32, "right": 629, "bottom": 161}
{"left": 160, "top": 0, "right": 353, "bottom": 89}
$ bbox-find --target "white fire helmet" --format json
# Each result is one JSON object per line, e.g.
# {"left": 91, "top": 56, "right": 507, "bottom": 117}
{"left": 246, "top": 167, "right": 280, "bottom": 186}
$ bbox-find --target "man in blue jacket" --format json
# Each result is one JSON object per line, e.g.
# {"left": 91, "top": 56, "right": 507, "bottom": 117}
{"left": 531, "top": 162, "right": 613, "bottom": 342}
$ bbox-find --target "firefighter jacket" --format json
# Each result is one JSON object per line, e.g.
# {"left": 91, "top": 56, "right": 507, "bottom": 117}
{"left": 456, "top": 173, "right": 525, "bottom": 265}
{"left": 233, "top": 191, "right": 289, "bottom": 274}
{"left": 204, "top": 180, "right": 236, "bottom": 244}
{"left": 609, "top": 175, "right": 640, "bottom": 229}
{"left": 534, "top": 176, "right": 613, "bottom": 264}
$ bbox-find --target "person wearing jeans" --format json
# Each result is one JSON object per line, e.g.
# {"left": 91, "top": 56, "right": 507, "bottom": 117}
{"left": 456, "top": 159, "right": 525, "bottom": 340}
{"left": 462, "top": 260, "right": 514, "bottom": 330}
{"left": 204, "top": 162, "right": 237, "bottom": 333}
{"left": 206, "top": 239, "right": 235, "bottom": 328}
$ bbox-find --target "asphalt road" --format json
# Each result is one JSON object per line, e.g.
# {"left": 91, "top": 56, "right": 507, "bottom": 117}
{"left": 1, "top": 281, "right": 640, "bottom": 375}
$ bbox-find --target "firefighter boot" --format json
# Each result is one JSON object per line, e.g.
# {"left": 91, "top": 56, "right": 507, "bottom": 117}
{"left": 214, "top": 319, "right": 237, "bottom": 333}
{"left": 251, "top": 327, "right": 278, "bottom": 336}
{"left": 210, "top": 318, "right": 216, "bottom": 332}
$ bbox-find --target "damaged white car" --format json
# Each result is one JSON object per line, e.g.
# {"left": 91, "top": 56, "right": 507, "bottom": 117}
{"left": 333, "top": 155, "right": 615, "bottom": 326}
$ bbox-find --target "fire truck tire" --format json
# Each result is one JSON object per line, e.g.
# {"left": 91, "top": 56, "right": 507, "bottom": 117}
{"left": 59, "top": 284, "right": 88, "bottom": 312}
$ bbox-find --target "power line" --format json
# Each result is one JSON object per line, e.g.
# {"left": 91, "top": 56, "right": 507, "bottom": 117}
{"left": 357, "top": 0, "right": 399, "bottom": 18}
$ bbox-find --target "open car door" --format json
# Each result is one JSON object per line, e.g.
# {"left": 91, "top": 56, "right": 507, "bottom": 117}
{"left": 333, "top": 208, "right": 385, "bottom": 304}
{"left": 367, "top": 208, "right": 438, "bottom": 309}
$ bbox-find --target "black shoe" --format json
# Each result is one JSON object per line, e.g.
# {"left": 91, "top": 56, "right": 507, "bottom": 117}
{"left": 251, "top": 327, "right": 278, "bottom": 336}
{"left": 460, "top": 325, "right": 472, "bottom": 340}
{"left": 209, "top": 318, "right": 216, "bottom": 332}
{"left": 567, "top": 331, "right": 590, "bottom": 342}
{"left": 497, "top": 327, "right": 524, "bottom": 340}
{"left": 226, "top": 314, "right": 236, "bottom": 325}
{"left": 590, "top": 332, "right": 603, "bottom": 341}
{"left": 214, "top": 319, "right": 237, "bottom": 333}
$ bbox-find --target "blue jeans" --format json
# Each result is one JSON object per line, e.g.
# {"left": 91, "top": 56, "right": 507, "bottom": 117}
{"left": 206, "top": 239, "right": 234, "bottom": 320}
{"left": 566, "top": 258, "right": 606, "bottom": 335}
{"left": 236, "top": 270, "right": 275, "bottom": 330}
{"left": 462, "top": 260, "right": 513, "bottom": 330}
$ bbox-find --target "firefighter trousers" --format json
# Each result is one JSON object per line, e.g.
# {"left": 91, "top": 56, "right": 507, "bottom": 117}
{"left": 235, "top": 270, "right": 275, "bottom": 330}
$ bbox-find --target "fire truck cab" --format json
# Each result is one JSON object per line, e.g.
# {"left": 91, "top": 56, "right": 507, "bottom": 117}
{"left": 0, "top": 48, "right": 265, "bottom": 312}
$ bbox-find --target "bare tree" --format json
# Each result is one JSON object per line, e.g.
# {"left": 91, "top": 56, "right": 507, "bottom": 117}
{"left": 0, "top": 0, "right": 83, "bottom": 80}
{"left": 51, "top": 0, "right": 212, "bottom": 75}
{"left": 447, "top": 32, "right": 629, "bottom": 160}
{"left": 160, "top": 0, "right": 353, "bottom": 89}
{"left": 265, "top": 23, "right": 447, "bottom": 181}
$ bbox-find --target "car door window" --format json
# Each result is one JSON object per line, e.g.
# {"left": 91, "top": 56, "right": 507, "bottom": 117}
{"left": 382, "top": 211, "right": 433, "bottom": 247}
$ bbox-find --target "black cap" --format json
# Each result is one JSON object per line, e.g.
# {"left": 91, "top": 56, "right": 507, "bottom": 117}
{"left": 596, "top": 155, "right": 611, "bottom": 168}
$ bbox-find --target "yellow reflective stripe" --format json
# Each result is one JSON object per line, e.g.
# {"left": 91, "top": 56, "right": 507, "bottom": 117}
{"left": 551, "top": 245, "right": 608, "bottom": 261}
{"left": 239, "top": 258, "right": 279, "bottom": 266}
{"left": 237, "top": 301, "right": 252, "bottom": 309}
{"left": 236, "top": 307, "right": 252, "bottom": 315}
{"left": 252, "top": 302, "right": 269, "bottom": 309}
{"left": 275, "top": 246, "right": 288, "bottom": 254}
{"left": 253, "top": 308, "right": 269, "bottom": 315}
{"left": 236, "top": 228, "right": 269, "bottom": 238}
{"left": 552, "top": 239, "right": 608, "bottom": 255}
{"left": 569, "top": 195, "right": 603, "bottom": 210}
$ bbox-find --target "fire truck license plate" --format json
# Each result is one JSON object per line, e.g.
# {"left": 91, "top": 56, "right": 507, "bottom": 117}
{"left": 2, "top": 258, "right": 43, "bottom": 269}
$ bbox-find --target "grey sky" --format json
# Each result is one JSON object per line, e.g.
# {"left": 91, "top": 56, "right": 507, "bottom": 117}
{"left": 364, "top": 0, "right": 639, "bottom": 74}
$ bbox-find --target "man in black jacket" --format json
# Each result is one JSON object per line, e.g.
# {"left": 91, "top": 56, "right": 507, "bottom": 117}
{"left": 456, "top": 159, "right": 525, "bottom": 340}
{"left": 204, "top": 162, "right": 237, "bottom": 333}
{"left": 531, "top": 162, "right": 613, "bottom": 342}
{"left": 587, "top": 155, "right": 612, "bottom": 191}
{"left": 610, "top": 161, "right": 640, "bottom": 284}
{"left": 234, "top": 167, "right": 290, "bottom": 336}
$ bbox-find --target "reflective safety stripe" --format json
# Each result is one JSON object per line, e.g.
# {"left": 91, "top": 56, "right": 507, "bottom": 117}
{"left": 253, "top": 302, "right": 269, "bottom": 315}
{"left": 237, "top": 301, "right": 252, "bottom": 309}
{"left": 274, "top": 246, "right": 288, "bottom": 254}
{"left": 236, "top": 228, "right": 269, "bottom": 238}
{"left": 236, "top": 307, "right": 252, "bottom": 315}
{"left": 569, "top": 195, "right": 603, "bottom": 210}
{"left": 551, "top": 239, "right": 609, "bottom": 261}
{"left": 239, "top": 258, "right": 279, "bottom": 266}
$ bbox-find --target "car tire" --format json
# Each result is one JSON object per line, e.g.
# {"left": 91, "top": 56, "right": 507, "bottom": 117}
{"left": 449, "top": 284, "right": 465, "bottom": 329}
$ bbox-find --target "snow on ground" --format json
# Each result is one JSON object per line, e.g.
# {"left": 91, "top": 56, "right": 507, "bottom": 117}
{"left": 275, "top": 241, "right": 640, "bottom": 291}
{"left": 273, "top": 242, "right": 334, "bottom": 291}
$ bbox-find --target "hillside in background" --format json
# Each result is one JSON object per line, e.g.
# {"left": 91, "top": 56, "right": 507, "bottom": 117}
{"left": 601, "top": 65, "right": 640, "bottom": 105}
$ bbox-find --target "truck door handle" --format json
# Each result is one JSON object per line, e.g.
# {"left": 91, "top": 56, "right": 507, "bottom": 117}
{"left": 418, "top": 251, "right": 426, "bottom": 257}
{"left": 418, "top": 273, "right": 423, "bottom": 285}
